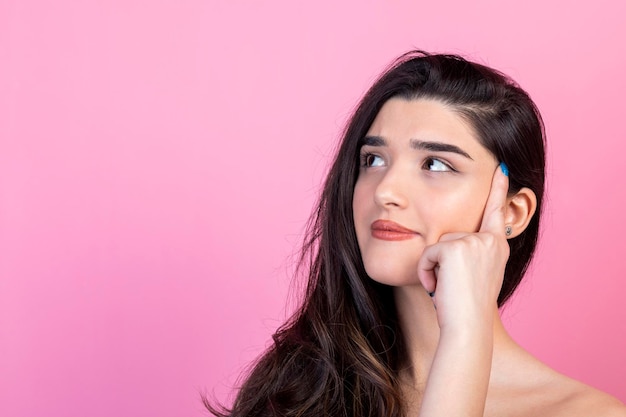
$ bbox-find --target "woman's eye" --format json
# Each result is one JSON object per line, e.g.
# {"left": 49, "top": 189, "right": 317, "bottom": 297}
{"left": 424, "top": 157, "right": 453, "bottom": 172}
{"left": 362, "top": 153, "right": 385, "bottom": 167}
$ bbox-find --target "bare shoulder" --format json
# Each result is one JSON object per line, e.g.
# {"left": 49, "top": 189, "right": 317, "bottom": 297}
{"left": 521, "top": 369, "right": 626, "bottom": 417}
{"left": 549, "top": 380, "right": 626, "bottom": 417}
{"left": 488, "top": 346, "right": 626, "bottom": 417}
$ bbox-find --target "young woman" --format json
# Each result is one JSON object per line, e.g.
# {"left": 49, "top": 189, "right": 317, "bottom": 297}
{"left": 208, "top": 51, "right": 626, "bottom": 417}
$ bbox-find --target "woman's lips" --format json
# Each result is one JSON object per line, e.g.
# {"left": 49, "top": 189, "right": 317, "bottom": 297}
{"left": 370, "top": 219, "right": 419, "bottom": 241}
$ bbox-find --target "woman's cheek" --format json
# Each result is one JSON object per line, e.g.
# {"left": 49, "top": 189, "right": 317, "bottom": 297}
{"left": 421, "top": 185, "right": 485, "bottom": 240}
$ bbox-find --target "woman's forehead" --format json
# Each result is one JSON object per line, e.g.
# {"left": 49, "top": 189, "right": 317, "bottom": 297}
{"left": 365, "top": 98, "right": 493, "bottom": 160}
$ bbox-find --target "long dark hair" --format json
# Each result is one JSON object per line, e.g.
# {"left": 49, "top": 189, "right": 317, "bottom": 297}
{"left": 207, "top": 50, "right": 546, "bottom": 417}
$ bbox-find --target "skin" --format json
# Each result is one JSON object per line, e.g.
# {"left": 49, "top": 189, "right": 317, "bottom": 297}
{"left": 352, "top": 98, "right": 626, "bottom": 417}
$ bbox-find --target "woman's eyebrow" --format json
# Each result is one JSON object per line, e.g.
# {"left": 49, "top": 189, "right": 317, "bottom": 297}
{"left": 410, "top": 139, "right": 473, "bottom": 160}
{"left": 360, "top": 135, "right": 386, "bottom": 147}
{"left": 361, "top": 136, "right": 473, "bottom": 160}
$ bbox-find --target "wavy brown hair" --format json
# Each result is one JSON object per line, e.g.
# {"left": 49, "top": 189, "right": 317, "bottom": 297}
{"left": 206, "top": 50, "right": 546, "bottom": 417}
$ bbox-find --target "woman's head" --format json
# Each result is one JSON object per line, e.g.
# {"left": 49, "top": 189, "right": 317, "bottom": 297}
{"left": 352, "top": 98, "right": 515, "bottom": 290}
{"left": 322, "top": 50, "right": 545, "bottom": 306}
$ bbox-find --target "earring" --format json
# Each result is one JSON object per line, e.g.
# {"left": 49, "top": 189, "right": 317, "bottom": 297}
{"left": 505, "top": 225, "right": 513, "bottom": 237}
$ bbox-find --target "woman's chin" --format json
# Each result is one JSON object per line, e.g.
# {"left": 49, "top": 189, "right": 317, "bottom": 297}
{"left": 365, "top": 268, "right": 423, "bottom": 288}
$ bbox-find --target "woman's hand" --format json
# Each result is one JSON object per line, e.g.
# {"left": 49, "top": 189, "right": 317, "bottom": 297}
{"left": 417, "top": 163, "right": 510, "bottom": 332}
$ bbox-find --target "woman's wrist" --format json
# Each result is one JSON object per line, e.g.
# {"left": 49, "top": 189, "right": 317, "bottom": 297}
{"left": 437, "top": 306, "right": 496, "bottom": 339}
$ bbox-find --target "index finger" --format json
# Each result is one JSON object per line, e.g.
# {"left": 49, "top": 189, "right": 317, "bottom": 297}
{"left": 479, "top": 162, "right": 510, "bottom": 235}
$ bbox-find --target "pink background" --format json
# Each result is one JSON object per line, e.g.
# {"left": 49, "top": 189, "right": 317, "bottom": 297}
{"left": 1, "top": 1, "right": 625, "bottom": 416}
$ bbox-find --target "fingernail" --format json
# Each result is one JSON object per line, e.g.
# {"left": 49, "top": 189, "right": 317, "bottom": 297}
{"left": 499, "top": 162, "right": 509, "bottom": 177}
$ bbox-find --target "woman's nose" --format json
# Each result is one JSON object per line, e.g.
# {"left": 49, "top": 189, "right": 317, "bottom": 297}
{"left": 373, "top": 167, "right": 409, "bottom": 209}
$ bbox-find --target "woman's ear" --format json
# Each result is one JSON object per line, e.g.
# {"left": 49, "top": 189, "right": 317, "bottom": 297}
{"left": 504, "top": 187, "right": 537, "bottom": 239}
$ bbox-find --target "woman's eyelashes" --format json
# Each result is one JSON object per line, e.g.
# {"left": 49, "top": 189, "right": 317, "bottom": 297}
{"left": 359, "top": 151, "right": 456, "bottom": 173}
{"left": 360, "top": 152, "right": 385, "bottom": 167}
{"left": 422, "top": 157, "right": 456, "bottom": 172}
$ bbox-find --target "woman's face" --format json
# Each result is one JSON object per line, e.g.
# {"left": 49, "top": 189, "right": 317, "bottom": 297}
{"left": 353, "top": 98, "right": 499, "bottom": 287}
